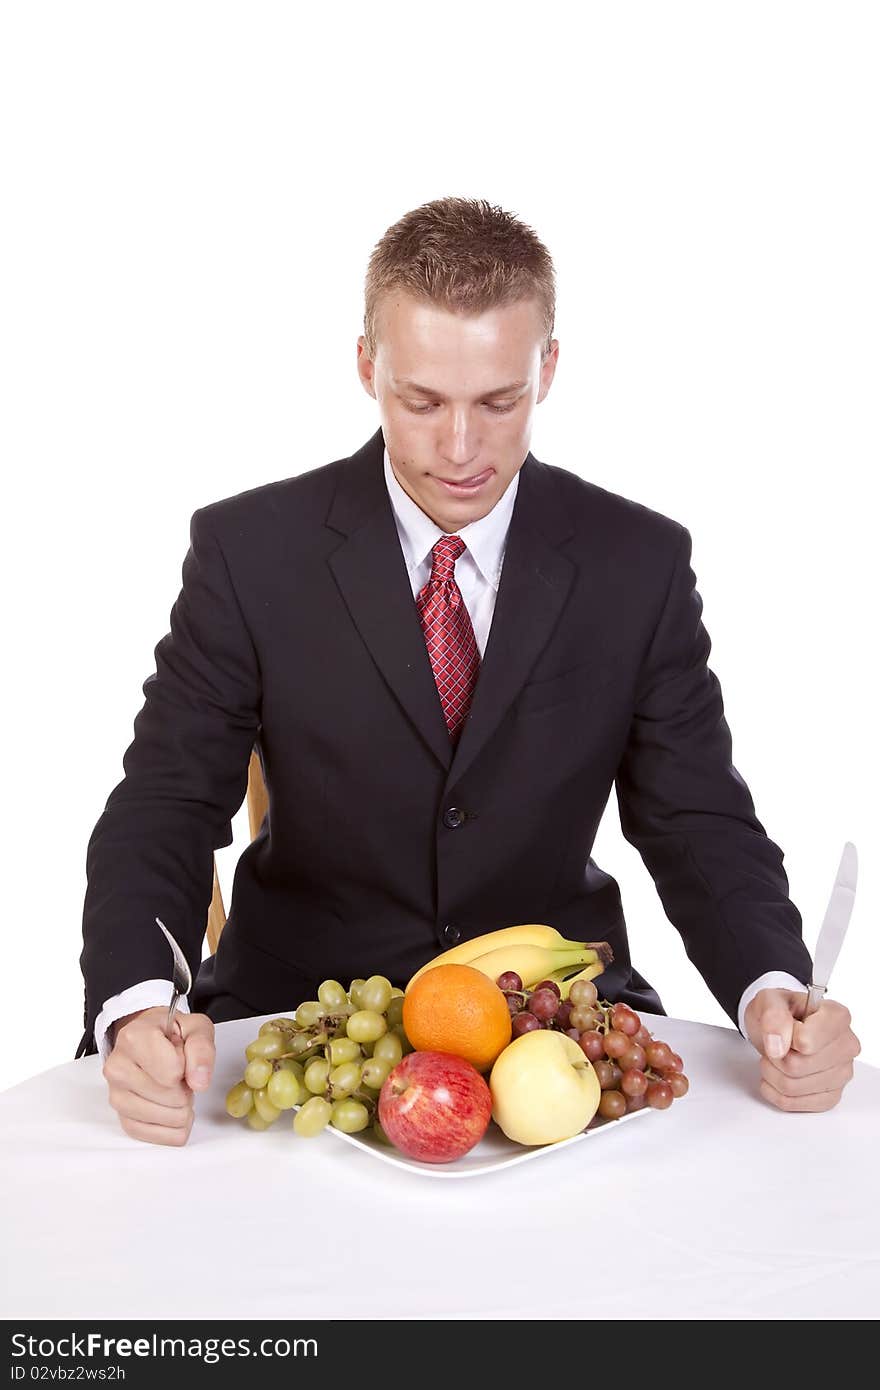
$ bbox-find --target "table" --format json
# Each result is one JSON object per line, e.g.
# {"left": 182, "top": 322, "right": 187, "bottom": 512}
{"left": 2, "top": 1013, "right": 878, "bottom": 1320}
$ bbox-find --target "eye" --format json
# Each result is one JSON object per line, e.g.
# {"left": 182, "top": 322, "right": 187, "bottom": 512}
{"left": 403, "top": 401, "right": 518, "bottom": 414}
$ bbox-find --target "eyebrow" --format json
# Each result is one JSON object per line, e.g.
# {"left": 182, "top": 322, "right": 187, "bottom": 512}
{"left": 395, "top": 378, "right": 529, "bottom": 398}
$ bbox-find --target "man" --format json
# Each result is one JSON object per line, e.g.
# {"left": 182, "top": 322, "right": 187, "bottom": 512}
{"left": 80, "top": 196, "right": 860, "bottom": 1146}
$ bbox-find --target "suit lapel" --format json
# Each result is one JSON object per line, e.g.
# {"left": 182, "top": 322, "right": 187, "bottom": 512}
{"left": 326, "top": 429, "right": 454, "bottom": 769}
{"left": 325, "top": 427, "right": 577, "bottom": 781}
{"left": 446, "top": 450, "right": 576, "bottom": 786}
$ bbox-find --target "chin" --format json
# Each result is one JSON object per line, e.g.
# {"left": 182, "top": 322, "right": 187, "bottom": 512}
{"left": 465, "top": 498, "right": 498, "bottom": 525}
{"left": 440, "top": 507, "right": 488, "bottom": 533}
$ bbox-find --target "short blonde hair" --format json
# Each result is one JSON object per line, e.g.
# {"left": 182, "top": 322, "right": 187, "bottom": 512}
{"left": 363, "top": 196, "right": 556, "bottom": 360}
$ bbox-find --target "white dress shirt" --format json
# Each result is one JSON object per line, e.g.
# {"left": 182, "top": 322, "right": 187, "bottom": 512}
{"left": 94, "top": 447, "right": 806, "bottom": 1058}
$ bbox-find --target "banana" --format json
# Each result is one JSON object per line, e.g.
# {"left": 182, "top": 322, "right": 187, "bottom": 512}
{"left": 544, "top": 960, "right": 607, "bottom": 1001}
{"left": 406, "top": 923, "right": 589, "bottom": 989}
{"left": 465, "top": 944, "right": 597, "bottom": 990}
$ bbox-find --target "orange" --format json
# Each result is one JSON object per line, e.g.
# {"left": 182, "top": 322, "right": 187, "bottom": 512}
{"left": 403, "top": 963, "right": 513, "bottom": 1073}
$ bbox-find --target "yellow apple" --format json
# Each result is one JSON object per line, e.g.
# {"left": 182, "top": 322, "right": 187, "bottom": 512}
{"left": 489, "top": 1029, "right": 601, "bottom": 1144}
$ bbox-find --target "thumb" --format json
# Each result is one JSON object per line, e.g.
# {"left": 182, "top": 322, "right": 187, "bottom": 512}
{"left": 753, "top": 991, "right": 798, "bottom": 1060}
{"left": 178, "top": 1012, "right": 216, "bottom": 1091}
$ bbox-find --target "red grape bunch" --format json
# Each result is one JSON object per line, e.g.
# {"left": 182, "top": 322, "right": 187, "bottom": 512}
{"left": 496, "top": 972, "right": 690, "bottom": 1121}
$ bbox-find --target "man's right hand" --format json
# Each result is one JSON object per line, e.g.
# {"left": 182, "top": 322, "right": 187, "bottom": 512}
{"left": 102, "top": 1007, "right": 216, "bottom": 1146}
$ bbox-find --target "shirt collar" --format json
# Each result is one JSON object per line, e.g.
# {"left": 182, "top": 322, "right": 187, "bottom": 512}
{"left": 383, "top": 445, "right": 519, "bottom": 591}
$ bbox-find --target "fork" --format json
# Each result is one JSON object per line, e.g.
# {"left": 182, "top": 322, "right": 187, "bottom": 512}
{"left": 155, "top": 917, "right": 193, "bottom": 1040}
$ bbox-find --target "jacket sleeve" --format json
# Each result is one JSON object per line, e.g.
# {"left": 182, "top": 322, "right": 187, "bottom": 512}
{"left": 614, "top": 524, "right": 813, "bottom": 1026}
{"left": 76, "top": 506, "right": 261, "bottom": 1056}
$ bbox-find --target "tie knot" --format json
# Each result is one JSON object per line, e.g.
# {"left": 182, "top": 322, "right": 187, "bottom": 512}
{"left": 430, "top": 534, "right": 466, "bottom": 582}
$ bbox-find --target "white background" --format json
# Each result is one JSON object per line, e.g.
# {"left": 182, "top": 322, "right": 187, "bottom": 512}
{"left": 1, "top": 1, "right": 876, "bottom": 1092}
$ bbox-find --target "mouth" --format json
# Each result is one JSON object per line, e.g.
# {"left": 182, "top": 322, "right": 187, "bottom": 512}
{"left": 434, "top": 468, "right": 495, "bottom": 495}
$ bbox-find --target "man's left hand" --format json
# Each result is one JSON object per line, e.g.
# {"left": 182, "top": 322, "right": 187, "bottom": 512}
{"left": 744, "top": 988, "right": 861, "bottom": 1112}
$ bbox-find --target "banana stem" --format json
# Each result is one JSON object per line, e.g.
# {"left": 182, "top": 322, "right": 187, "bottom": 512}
{"left": 553, "top": 938, "right": 614, "bottom": 966}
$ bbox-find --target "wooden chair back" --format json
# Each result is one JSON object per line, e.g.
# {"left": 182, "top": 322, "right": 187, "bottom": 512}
{"left": 206, "top": 748, "right": 268, "bottom": 953}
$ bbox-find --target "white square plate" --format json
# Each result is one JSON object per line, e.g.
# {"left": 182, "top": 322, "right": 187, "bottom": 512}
{"left": 301, "top": 1103, "right": 656, "bottom": 1178}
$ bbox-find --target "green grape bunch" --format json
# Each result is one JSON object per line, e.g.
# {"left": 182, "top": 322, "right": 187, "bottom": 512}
{"left": 225, "top": 975, "right": 413, "bottom": 1142}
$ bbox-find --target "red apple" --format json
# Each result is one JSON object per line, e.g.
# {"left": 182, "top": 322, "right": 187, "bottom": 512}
{"left": 378, "top": 1051, "right": 492, "bottom": 1163}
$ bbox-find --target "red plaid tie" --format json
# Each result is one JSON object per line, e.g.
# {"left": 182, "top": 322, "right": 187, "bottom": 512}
{"left": 416, "top": 535, "right": 481, "bottom": 745}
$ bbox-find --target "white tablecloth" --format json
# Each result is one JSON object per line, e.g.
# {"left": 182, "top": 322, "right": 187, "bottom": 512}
{"left": 2, "top": 1012, "right": 878, "bottom": 1320}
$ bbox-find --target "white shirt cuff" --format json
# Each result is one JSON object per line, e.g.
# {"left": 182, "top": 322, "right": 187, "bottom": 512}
{"left": 95, "top": 980, "right": 191, "bottom": 1062}
{"left": 737, "top": 971, "right": 809, "bottom": 1052}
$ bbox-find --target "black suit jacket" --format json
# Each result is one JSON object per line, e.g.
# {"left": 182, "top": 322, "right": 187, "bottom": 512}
{"left": 76, "top": 426, "right": 813, "bottom": 1056}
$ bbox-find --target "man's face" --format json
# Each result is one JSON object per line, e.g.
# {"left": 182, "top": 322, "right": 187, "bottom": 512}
{"left": 357, "top": 292, "right": 558, "bottom": 533}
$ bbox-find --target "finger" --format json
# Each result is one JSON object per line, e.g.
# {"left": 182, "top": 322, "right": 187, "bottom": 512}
{"left": 119, "top": 1113, "right": 194, "bottom": 1148}
{"left": 763, "top": 1030, "right": 861, "bottom": 1081}
{"left": 120, "top": 1028, "right": 187, "bottom": 1089}
{"left": 791, "top": 999, "right": 854, "bottom": 1057}
{"left": 103, "top": 1053, "right": 191, "bottom": 1108}
{"left": 178, "top": 1013, "right": 216, "bottom": 1092}
{"left": 113, "top": 1021, "right": 188, "bottom": 1089}
{"left": 760, "top": 1057, "right": 854, "bottom": 1098}
{"left": 753, "top": 997, "right": 799, "bottom": 1061}
{"left": 759, "top": 1079, "right": 842, "bottom": 1113}
{"left": 108, "top": 1087, "right": 193, "bottom": 1130}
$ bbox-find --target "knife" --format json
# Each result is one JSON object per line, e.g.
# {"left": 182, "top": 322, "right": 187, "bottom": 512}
{"left": 801, "top": 841, "right": 858, "bottom": 1019}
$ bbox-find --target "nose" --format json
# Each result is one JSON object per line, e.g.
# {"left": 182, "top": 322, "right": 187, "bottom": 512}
{"left": 439, "top": 410, "right": 481, "bottom": 469}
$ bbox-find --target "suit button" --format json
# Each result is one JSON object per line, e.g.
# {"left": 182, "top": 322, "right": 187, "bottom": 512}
{"left": 443, "top": 807, "right": 466, "bottom": 829}
{"left": 443, "top": 923, "right": 461, "bottom": 945}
